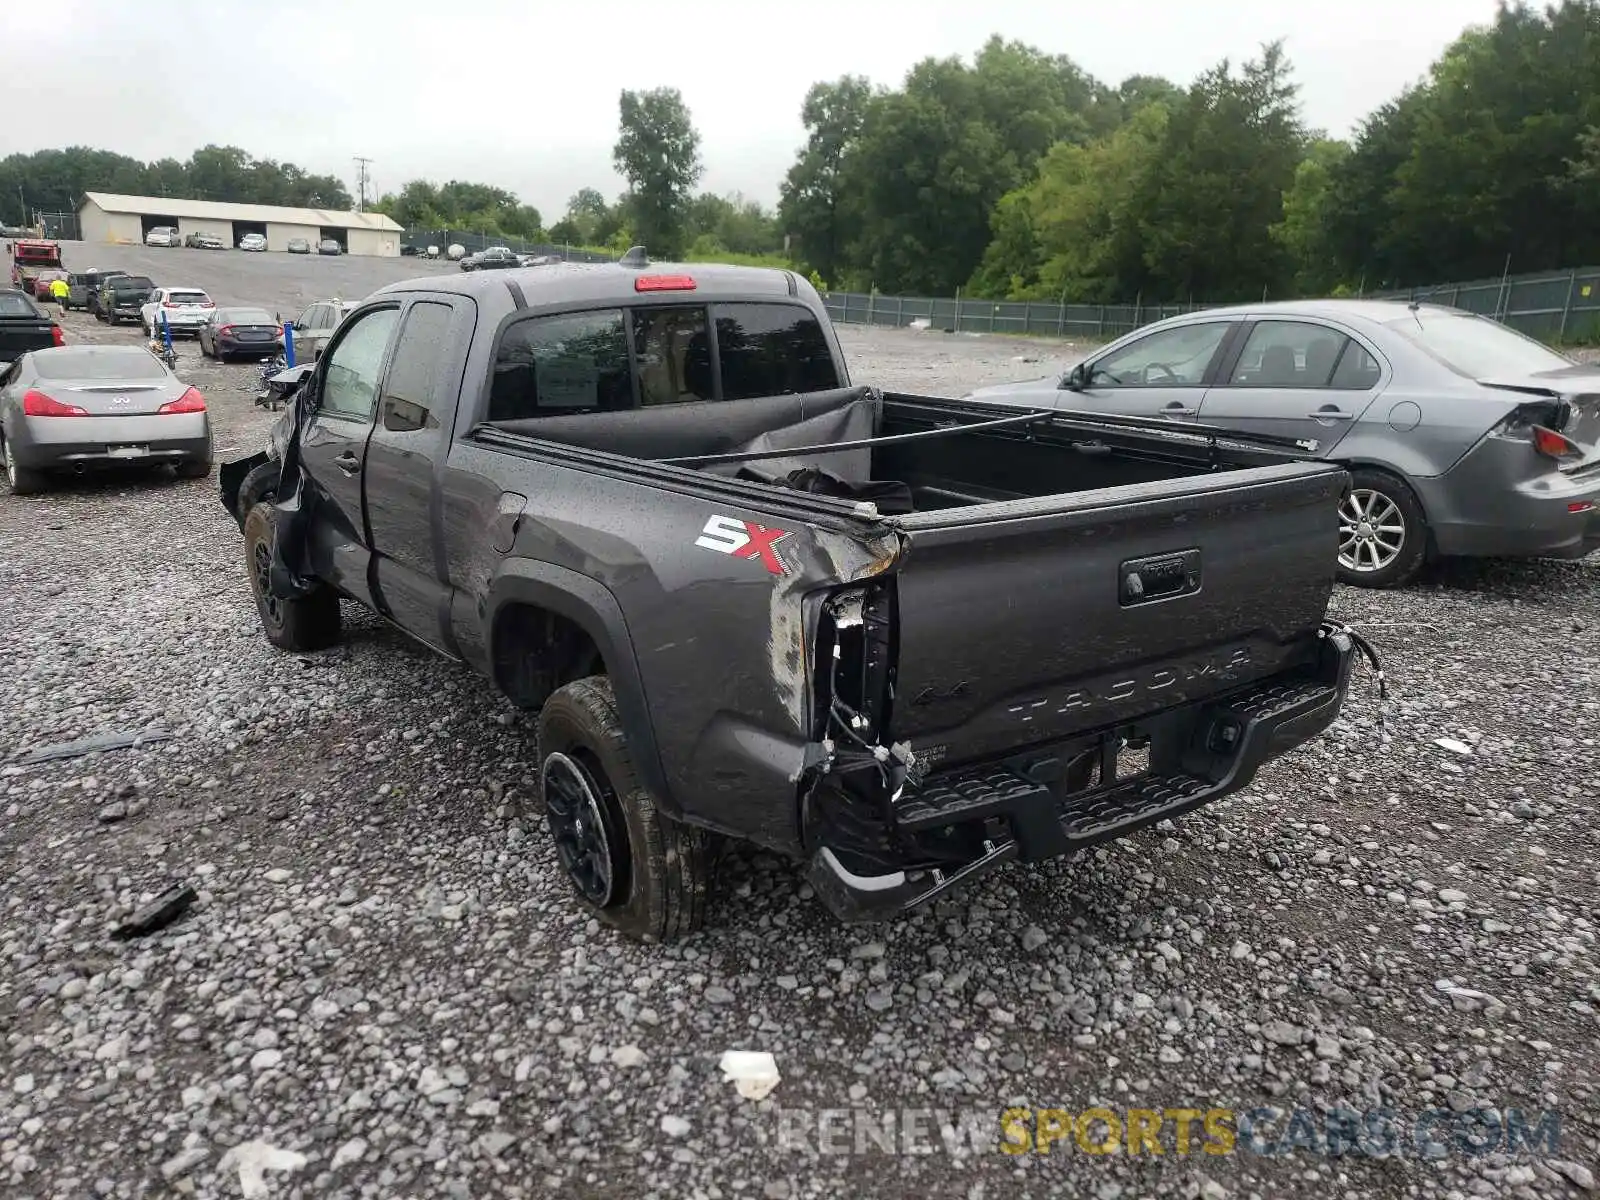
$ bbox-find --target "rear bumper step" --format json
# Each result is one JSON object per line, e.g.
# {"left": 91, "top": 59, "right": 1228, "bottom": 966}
{"left": 808, "top": 641, "right": 1353, "bottom": 922}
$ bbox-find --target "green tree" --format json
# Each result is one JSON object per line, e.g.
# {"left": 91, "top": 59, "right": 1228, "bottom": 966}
{"left": 1270, "top": 138, "right": 1350, "bottom": 294}
{"left": 777, "top": 76, "right": 873, "bottom": 286}
{"left": 613, "top": 87, "right": 702, "bottom": 258}
{"left": 1132, "top": 42, "right": 1306, "bottom": 301}
{"left": 827, "top": 37, "right": 1111, "bottom": 293}
{"left": 1326, "top": 1, "right": 1600, "bottom": 286}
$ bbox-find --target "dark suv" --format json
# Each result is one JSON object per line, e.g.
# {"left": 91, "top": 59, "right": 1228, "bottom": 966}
{"left": 95, "top": 275, "right": 155, "bottom": 325}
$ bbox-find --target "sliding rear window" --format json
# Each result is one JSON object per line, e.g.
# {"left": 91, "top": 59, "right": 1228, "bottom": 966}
{"left": 488, "top": 301, "right": 839, "bottom": 422}
{"left": 716, "top": 303, "right": 839, "bottom": 400}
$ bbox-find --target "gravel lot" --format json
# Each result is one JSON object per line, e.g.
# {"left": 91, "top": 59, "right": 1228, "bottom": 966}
{"left": 1, "top": 251, "right": 1597, "bottom": 1199}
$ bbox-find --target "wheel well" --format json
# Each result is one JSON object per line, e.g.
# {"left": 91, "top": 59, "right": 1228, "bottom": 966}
{"left": 491, "top": 603, "right": 605, "bottom": 709}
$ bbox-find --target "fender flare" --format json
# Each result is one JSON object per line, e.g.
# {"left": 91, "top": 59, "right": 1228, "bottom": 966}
{"left": 485, "top": 560, "right": 678, "bottom": 817}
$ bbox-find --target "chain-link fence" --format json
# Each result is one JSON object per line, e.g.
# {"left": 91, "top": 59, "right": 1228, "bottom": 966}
{"left": 820, "top": 266, "right": 1600, "bottom": 344}
{"left": 1370, "top": 267, "right": 1600, "bottom": 341}
{"left": 819, "top": 292, "right": 1206, "bottom": 340}
{"left": 403, "top": 228, "right": 612, "bottom": 262}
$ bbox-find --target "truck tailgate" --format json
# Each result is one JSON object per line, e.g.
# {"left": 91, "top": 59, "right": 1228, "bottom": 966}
{"left": 885, "top": 461, "right": 1346, "bottom": 767}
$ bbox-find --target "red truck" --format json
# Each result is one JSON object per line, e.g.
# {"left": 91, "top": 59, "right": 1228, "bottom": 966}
{"left": 9, "top": 239, "right": 63, "bottom": 295}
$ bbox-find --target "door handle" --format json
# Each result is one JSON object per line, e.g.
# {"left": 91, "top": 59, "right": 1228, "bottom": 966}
{"left": 334, "top": 450, "right": 361, "bottom": 474}
{"left": 1163, "top": 404, "right": 1197, "bottom": 417}
{"left": 1308, "top": 408, "right": 1353, "bottom": 421}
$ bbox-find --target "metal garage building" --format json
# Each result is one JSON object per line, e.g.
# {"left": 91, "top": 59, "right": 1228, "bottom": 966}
{"left": 77, "top": 192, "right": 404, "bottom": 256}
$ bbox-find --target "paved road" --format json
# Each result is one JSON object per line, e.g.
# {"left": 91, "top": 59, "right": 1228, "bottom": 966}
{"left": 56, "top": 240, "right": 463, "bottom": 323}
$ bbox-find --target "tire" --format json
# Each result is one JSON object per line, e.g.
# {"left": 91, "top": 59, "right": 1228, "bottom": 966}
{"left": 199, "top": 336, "right": 211, "bottom": 359}
{"left": 3, "top": 438, "right": 47, "bottom": 495}
{"left": 175, "top": 458, "right": 211, "bottom": 480}
{"left": 242, "top": 502, "right": 341, "bottom": 652}
{"left": 107, "top": 312, "right": 119, "bottom": 325}
{"left": 537, "top": 676, "right": 712, "bottom": 941}
{"left": 234, "top": 459, "right": 281, "bottom": 528}
{"left": 1337, "top": 468, "right": 1428, "bottom": 588}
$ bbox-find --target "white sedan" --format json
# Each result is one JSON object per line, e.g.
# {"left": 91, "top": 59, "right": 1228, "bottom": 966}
{"left": 141, "top": 287, "right": 216, "bottom": 338}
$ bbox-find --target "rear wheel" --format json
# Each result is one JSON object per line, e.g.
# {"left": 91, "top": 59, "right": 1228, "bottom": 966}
{"left": 3, "top": 439, "right": 47, "bottom": 496}
{"left": 537, "top": 676, "right": 712, "bottom": 941}
{"left": 242, "top": 503, "right": 341, "bottom": 651}
{"left": 1337, "top": 468, "right": 1427, "bottom": 588}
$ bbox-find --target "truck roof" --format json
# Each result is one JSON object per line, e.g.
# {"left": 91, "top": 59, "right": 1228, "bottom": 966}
{"left": 375, "top": 261, "right": 802, "bottom": 308}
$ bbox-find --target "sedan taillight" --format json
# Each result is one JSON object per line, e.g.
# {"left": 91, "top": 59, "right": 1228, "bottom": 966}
{"left": 50, "top": 324, "right": 65, "bottom": 346}
{"left": 158, "top": 387, "right": 206, "bottom": 415}
{"left": 1531, "top": 424, "right": 1581, "bottom": 460}
{"left": 22, "top": 389, "right": 88, "bottom": 416}
{"left": 217, "top": 325, "right": 236, "bottom": 338}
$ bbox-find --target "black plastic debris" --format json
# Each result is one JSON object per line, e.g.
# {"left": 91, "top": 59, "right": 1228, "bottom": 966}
{"left": 110, "top": 884, "right": 198, "bottom": 941}
{"left": 17, "top": 728, "right": 173, "bottom": 765}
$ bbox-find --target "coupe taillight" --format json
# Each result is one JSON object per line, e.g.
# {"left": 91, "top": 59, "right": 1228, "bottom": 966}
{"left": 157, "top": 387, "right": 206, "bottom": 415}
{"left": 22, "top": 389, "right": 87, "bottom": 417}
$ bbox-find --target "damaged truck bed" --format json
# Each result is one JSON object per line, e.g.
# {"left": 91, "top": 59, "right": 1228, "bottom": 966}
{"left": 221, "top": 260, "right": 1359, "bottom": 939}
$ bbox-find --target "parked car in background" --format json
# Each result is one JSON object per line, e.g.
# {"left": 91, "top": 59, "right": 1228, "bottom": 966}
{"left": 31, "top": 270, "right": 68, "bottom": 301}
{"left": 10, "top": 239, "right": 62, "bottom": 294}
{"left": 184, "top": 232, "right": 226, "bottom": 250}
{"left": 95, "top": 275, "right": 155, "bottom": 325}
{"left": 399, "top": 242, "right": 417, "bottom": 256}
{"left": 140, "top": 286, "right": 216, "bottom": 337}
{"left": 0, "top": 344, "right": 211, "bottom": 493}
{"left": 287, "top": 238, "right": 311, "bottom": 254}
{"left": 145, "top": 226, "right": 180, "bottom": 248}
{"left": 198, "top": 306, "right": 284, "bottom": 361}
{"left": 0, "top": 288, "right": 64, "bottom": 367}
{"left": 286, "top": 298, "right": 357, "bottom": 361}
{"left": 318, "top": 239, "right": 342, "bottom": 256}
{"left": 239, "top": 232, "right": 268, "bottom": 252}
{"left": 461, "top": 246, "right": 518, "bottom": 271}
{"left": 81, "top": 269, "right": 129, "bottom": 317}
{"left": 66, "top": 269, "right": 126, "bottom": 311}
{"left": 966, "top": 299, "right": 1600, "bottom": 587}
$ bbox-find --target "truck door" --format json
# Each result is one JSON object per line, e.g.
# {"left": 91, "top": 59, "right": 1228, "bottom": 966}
{"left": 297, "top": 304, "right": 400, "bottom": 607}
{"left": 362, "top": 296, "right": 474, "bottom": 654}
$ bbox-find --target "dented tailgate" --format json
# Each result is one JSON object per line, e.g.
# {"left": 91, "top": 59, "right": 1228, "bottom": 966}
{"left": 883, "top": 461, "right": 1347, "bottom": 768}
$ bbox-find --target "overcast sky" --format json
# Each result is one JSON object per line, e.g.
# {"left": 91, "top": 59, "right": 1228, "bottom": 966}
{"left": 6, "top": 0, "right": 1501, "bottom": 219}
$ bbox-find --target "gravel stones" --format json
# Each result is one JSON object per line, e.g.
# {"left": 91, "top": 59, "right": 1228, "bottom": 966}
{"left": 2, "top": 311, "right": 1597, "bottom": 1197}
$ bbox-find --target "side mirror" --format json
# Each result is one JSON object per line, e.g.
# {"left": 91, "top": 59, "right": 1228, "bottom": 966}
{"left": 1062, "top": 363, "right": 1086, "bottom": 391}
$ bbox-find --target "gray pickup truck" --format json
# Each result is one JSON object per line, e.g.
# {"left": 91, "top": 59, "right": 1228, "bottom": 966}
{"left": 221, "top": 261, "right": 1363, "bottom": 940}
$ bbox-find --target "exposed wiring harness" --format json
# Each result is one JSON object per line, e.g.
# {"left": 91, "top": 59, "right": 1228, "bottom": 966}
{"left": 1319, "top": 618, "right": 1389, "bottom": 734}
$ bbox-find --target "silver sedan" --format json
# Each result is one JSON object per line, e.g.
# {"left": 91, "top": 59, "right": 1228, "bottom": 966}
{"left": 965, "top": 299, "right": 1600, "bottom": 587}
{"left": 0, "top": 345, "right": 212, "bottom": 495}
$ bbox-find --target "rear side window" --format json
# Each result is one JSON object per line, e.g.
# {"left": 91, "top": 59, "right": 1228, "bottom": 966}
{"left": 381, "top": 302, "right": 454, "bottom": 432}
{"left": 0, "top": 292, "right": 41, "bottom": 317}
{"left": 1330, "top": 344, "right": 1382, "bottom": 389}
{"left": 490, "top": 309, "right": 632, "bottom": 420}
{"left": 1230, "top": 321, "right": 1351, "bottom": 387}
{"left": 715, "top": 303, "right": 839, "bottom": 400}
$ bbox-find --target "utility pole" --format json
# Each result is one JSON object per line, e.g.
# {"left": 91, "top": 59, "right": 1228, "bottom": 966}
{"left": 353, "top": 157, "right": 373, "bottom": 213}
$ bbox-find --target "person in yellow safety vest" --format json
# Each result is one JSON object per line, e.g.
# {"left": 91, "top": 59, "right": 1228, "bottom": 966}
{"left": 49, "top": 276, "right": 68, "bottom": 306}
